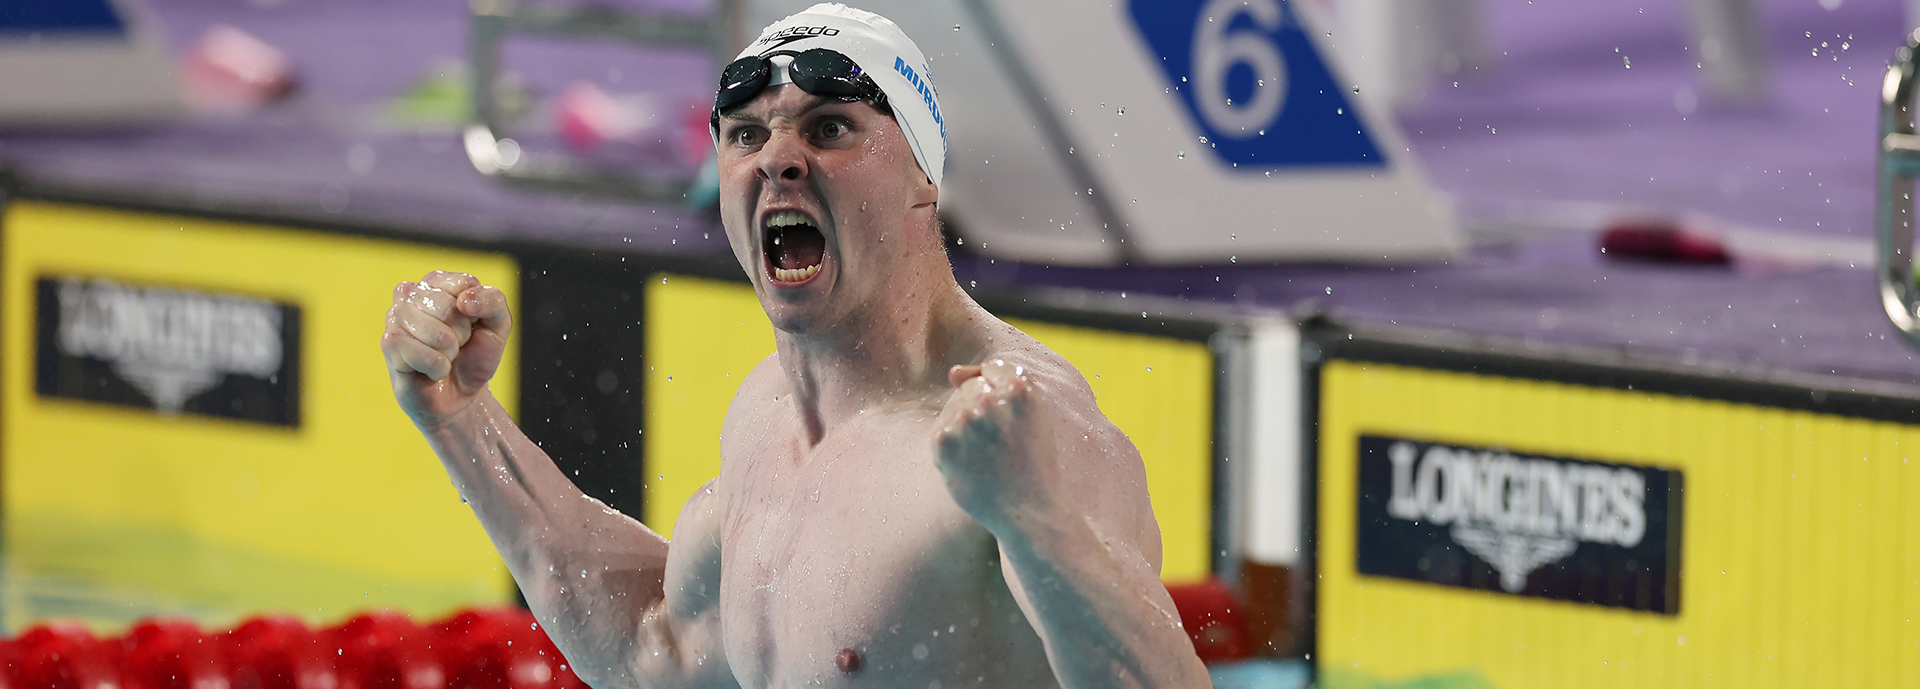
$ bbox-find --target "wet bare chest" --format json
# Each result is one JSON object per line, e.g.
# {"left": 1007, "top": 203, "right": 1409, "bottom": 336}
{"left": 718, "top": 413, "right": 1049, "bottom": 688}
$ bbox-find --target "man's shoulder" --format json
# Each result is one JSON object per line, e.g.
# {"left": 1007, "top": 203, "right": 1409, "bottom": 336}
{"left": 980, "top": 325, "right": 1093, "bottom": 401}
{"left": 733, "top": 352, "right": 788, "bottom": 403}
{"left": 718, "top": 353, "right": 787, "bottom": 448}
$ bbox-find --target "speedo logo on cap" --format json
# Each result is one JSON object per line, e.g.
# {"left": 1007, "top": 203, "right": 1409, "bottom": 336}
{"left": 757, "top": 25, "right": 840, "bottom": 47}
{"left": 893, "top": 57, "right": 946, "bottom": 149}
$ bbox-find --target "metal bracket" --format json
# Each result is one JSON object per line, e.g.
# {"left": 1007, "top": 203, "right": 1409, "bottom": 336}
{"left": 464, "top": 0, "right": 741, "bottom": 203}
{"left": 1878, "top": 41, "right": 1920, "bottom": 352}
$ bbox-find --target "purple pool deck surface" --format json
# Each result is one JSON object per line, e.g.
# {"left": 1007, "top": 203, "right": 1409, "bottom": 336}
{"left": 2, "top": 0, "right": 1918, "bottom": 390}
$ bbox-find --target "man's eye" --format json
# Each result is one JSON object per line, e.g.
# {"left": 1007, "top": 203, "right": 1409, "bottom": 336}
{"left": 732, "top": 127, "right": 764, "bottom": 146}
{"left": 817, "top": 120, "right": 847, "bottom": 139}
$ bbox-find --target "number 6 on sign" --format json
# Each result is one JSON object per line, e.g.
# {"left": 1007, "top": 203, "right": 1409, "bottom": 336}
{"left": 1129, "top": 0, "right": 1385, "bottom": 170}
{"left": 1192, "top": 0, "right": 1286, "bottom": 138}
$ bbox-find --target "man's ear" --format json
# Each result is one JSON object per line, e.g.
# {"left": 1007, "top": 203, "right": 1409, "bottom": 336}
{"left": 912, "top": 173, "right": 939, "bottom": 209}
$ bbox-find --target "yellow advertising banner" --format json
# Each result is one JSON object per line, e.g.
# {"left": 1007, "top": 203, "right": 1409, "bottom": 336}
{"left": 642, "top": 274, "right": 1216, "bottom": 582}
{"left": 1318, "top": 360, "right": 1920, "bottom": 688}
{"left": 1, "top": 201, "right": 520, "bottom": 631}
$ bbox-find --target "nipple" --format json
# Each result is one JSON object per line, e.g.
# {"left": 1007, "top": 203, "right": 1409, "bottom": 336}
{"left": 835, "top": 648, "right": 864, "bottom": 674}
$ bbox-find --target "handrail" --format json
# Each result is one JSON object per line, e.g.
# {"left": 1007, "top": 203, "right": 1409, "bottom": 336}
{"left": 1877, "top": 41, "right": 1920, "bottom": 351}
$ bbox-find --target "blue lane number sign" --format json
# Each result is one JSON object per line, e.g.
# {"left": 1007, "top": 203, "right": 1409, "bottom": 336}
{"left": 1128, "top": 0, "right": 1385, "bottom": 171}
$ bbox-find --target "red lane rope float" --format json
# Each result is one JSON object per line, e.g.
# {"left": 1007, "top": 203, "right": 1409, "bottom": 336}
{"left": 1164, "top": 577, "right": 1253, "bottom": 664}
{"left": 0, "top": 608, "right": 587, "bottom": 689}
{"left": 226, "top": 616, "right": 340, "bottom": 689}
{"left": 0, "top": 583, "right": 1244, "bottom": 688}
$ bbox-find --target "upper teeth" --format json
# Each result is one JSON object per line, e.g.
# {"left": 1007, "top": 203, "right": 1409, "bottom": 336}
{"left": 767, "top": 210, "right": 811, "bottom": 228}
{"left": 774, "top": 264, "right": 820, "bottom": 282}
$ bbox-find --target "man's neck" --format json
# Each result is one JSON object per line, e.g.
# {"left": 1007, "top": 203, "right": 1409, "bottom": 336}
{"left": 773, "top": 263, "right": 986, "bottom": 446}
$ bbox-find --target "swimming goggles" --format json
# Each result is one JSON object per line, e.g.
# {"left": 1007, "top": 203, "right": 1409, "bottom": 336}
{"left": 711, "top": 48, "right": 890, "bottom": 122}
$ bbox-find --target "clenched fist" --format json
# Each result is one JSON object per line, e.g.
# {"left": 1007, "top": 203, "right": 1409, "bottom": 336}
{"left": 934, "top": 359, "right": 1063, "bottom": 535}
{"left": 381, "top": 271, "right": 511, "bottom": 430}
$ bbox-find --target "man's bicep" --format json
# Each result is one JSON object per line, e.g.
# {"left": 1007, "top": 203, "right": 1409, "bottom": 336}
{"left": 1060, "top": 409, "right": 1166, "bottom": 573}
{"left": 663, "top": 478, "right": 726, "bottom": 618}
{"left": 631, "top": 479, "right": 736, "bottom": 689}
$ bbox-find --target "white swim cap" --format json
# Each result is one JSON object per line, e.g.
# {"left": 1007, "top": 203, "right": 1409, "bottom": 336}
{"left": 717, "top": 3, "right": 946, "bottom": 191}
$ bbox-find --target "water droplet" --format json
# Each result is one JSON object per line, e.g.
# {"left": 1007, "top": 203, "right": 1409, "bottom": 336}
{"left": 1325, "top": 286, "right": 1333, "bottom": 294}
{"left": 952, "top": 24, "right": 960, "bottom": 30}
{"left": 1197, "top": 135, "right": 1209, "bottom": 144}
{"left": 912, "top": 643, "right": 929, "bottom": 660}
{"left": 1177, "top": 151, "right": 1186, "bottom": 159}
{"left": 1231, "top": 233, "right": 1237, "bottom": 240}
{"left": 1351, "top": 85, "right": 1360, "bottom": 94}
{"left": 1117, "top": 106, "right": 1125, "bottom": 115}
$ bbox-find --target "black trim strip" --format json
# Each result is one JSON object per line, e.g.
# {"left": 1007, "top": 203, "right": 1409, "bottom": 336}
{"left": 969, "top": 287, "right": 1222, "bottom": 342}
{"left": 1303, "top": 316, "right": 1920, "bottom": 426}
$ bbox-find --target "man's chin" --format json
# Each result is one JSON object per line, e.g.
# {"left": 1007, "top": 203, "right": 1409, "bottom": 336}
{"left": 759, "top": 287, "right": 832, "bottom": 336}
{"left": 764, "top": 306, "right": 826, "bottom": 336}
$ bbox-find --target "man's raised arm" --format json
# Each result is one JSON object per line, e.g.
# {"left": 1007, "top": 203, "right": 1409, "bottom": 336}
{"left": 381, "top": 271, "right": 737, "bottom": 689}
{"left": 936, "top": 360, "right": 1212, "bottom": 689}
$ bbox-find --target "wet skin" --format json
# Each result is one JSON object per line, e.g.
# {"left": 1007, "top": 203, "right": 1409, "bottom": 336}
{"left": 381, "top": 85, "right": 1210, "bottom": 688}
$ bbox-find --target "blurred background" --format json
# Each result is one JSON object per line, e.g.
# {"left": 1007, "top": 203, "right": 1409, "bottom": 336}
{"left": 1, "top": 0, "right": 1917, "bottom": 688}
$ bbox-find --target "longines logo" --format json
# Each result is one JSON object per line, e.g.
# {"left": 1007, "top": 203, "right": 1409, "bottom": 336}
{"left": 1356, "top": 435, "right": 1683, "bottom": 613}
{"left": 36, "top": 276, "right": 301, "bottom": 426}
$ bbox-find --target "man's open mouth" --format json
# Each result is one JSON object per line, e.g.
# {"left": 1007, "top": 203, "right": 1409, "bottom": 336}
{"left": 763, "top": 210, "right": 827, "bottom": 284}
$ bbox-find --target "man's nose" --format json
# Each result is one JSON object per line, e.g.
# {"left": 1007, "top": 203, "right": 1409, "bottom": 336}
{"left": 756, "top": 131, "right": 809, "bottom": 183}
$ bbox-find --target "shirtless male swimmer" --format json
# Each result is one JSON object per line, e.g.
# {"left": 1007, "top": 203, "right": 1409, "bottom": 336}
{"left": 380, "top": 4, "right": 1211, "bottom": 688}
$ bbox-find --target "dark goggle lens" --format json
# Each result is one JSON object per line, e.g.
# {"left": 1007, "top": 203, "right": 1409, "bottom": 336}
{"left": 789, "top": 48, "right": 865, "bottom": 98}
{"left": 715, "top": 56, "right": 771, "bottom": 112}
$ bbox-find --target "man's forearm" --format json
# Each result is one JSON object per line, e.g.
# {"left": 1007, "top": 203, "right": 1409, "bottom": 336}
{"left": 424, "top": 390, "right": 673, "bottom": 685}
{"left": 995, "top": 511, "right": 1212, "bottom": 689}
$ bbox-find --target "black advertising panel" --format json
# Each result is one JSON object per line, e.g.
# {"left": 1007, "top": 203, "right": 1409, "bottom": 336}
{"left": 35, "top": 276, "right": 301, "bottom": 426}
{"left": 1354, "top": 435, "right": 1683, "bottom": 614}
